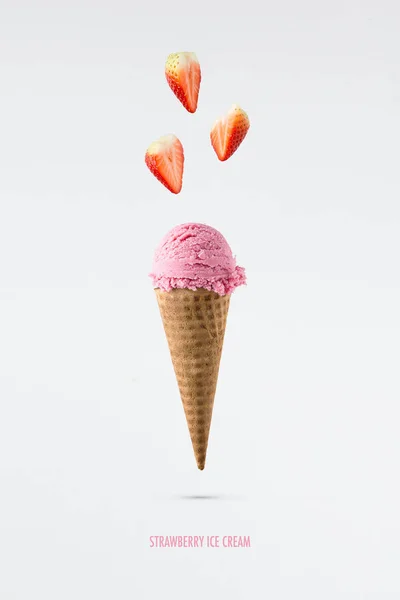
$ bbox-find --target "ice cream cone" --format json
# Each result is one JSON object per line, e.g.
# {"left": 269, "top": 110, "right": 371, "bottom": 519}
{"left": 155, "top": 288, "right": 230, "bottom": 470}
{"left": 150, "top": 223, "right": 246, "bottom": 469}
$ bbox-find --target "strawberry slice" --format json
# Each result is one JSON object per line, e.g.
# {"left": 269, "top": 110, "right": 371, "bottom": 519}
{"left": 145, "top": 134, "right": 184, "bottom": 194}
{"left": 210, "top": 104, "right": 250, "bottom": 162}
{"left": 165, "top": 52, "right": 201, "bottom": 114}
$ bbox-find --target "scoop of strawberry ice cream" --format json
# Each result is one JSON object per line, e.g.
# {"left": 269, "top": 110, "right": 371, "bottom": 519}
{"left": 149, "top": 223, "right": 246, "bottom": 296}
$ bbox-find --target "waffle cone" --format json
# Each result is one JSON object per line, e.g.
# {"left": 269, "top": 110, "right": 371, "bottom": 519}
{"left": 155, "top": 288, "right": 230, "bottom": 470}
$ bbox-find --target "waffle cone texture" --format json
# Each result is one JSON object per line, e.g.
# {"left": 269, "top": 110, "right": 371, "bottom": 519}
{"left": 155, "top": 288, "right": 230, "bottom": 470}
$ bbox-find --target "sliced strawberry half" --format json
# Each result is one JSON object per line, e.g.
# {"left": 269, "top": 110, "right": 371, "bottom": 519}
{"left": 145, "top": 134, "right": 184, "bottom": 194}
{"left": 165, "top": 52, "right": 201, "bottom": 113}
{"left": 210, "top": 104, "right": 250, "bottom": 162}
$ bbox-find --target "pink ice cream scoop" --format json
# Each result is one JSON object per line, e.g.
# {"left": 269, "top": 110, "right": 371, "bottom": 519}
{"left": 150, "top": 223, "right": 246, "bottom": 296}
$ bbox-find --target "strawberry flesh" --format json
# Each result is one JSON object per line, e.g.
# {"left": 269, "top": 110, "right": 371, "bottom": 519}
{"left": 165, "top": 52, "right": 201, "bottom": 113}
{"left": 210, "top": 105, "right": 250, "bottom": 161}
{"left": 145, "top": 134, "right": 184, "bottom": 194}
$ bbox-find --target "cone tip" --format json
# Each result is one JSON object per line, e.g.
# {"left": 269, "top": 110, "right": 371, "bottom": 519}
{"left": 196, "top": 457, "right": 206, "bottom": 470}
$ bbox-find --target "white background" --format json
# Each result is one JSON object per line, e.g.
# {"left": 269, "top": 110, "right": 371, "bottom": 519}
{"left": 1, "top": 1, "right": 400, "bottom": 598}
